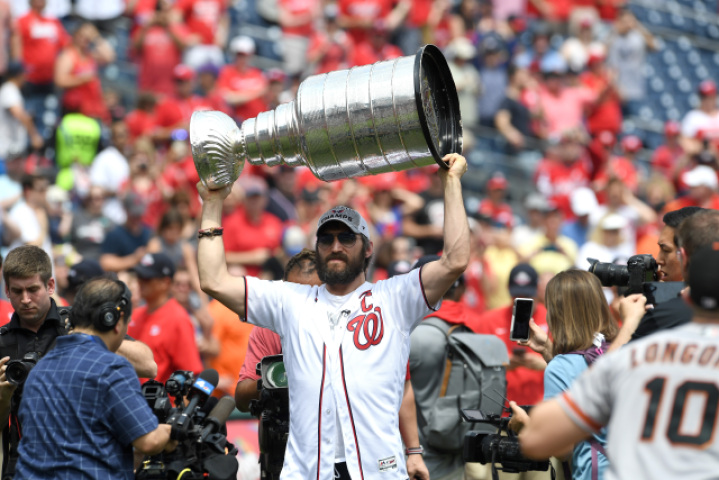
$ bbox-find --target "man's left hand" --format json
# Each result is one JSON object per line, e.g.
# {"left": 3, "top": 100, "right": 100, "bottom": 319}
{"left": 406, "top": 453, "right": 430, "bottom": 480}
{"left": 438, "top": 153, "right": 468, "bottom": 182}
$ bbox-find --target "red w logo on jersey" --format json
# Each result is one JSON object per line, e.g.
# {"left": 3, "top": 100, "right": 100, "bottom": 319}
{"left": 347, "top": 290, "right": 384, "bottom": 350}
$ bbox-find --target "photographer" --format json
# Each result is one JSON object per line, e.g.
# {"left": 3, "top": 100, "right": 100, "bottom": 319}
{"left": 516, "top": 243, "right": 719, "bottom": 480}
{"left": 13, "top": 277, "right": 175, "bottom": 479}
{"left": 0, "top": 245, "right": 156, "bottom": 479}
{"left": 198, "top": 154, "right": 470, "bottom": 480}
{"left": 610, "top": 207, "right": 703, "bottom": 350}
{"left": 511, "top": 270, "right": 618, "bottom": 480}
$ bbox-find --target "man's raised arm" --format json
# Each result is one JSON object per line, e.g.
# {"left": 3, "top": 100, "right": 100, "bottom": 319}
{"left": 196, "top": 182, "right": 247, "bottom": 319}
{"left": 420, "top": 154, "right": 471, "bottom": 306}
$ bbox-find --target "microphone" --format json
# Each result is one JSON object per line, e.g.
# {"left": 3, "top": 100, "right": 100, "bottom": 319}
{"left": 200, "top": 396, "right": 236, "bottom": 441}
{"left": 170, "top": 369, "right": 219, "bottom": 439}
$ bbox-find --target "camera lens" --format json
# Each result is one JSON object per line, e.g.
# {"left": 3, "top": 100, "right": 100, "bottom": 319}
{"left": 6, "top": 362, "right": 29, "bottom": 386}
{"left": 588, "top": 260, "right": 630, "bottom": 287}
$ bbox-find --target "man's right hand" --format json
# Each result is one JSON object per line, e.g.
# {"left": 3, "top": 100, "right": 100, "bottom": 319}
{"left": 0, "top": 357, "right": 18, "bottom": 404}
{"left": 197, "top": 181, "right": 233, "bottom": 204}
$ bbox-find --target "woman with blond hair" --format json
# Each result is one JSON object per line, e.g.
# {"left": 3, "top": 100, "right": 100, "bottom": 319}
{"left": 511, "top": 269, "right": 618, "bottom": 480}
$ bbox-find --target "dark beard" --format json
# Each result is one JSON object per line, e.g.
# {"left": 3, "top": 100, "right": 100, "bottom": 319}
{"left": 317, "top": 251, "right": 365, "bottom": 286}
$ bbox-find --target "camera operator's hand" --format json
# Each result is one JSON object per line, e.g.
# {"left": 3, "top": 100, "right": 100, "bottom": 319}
{"left": 609, "top": 293, "right": 649, "bottom": 353}
{"left": 508, "top": 401, "right": 530, "bottom": 434}
{"left": 0, "top": 357, "right": 18, "bottom": 405}
{"left": 164, "top": 439, "right": 178, "bottom": 453}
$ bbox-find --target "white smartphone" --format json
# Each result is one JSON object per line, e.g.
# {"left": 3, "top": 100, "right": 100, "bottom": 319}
{"left": 509, "top": 298, "right": 534, "bottom": 342}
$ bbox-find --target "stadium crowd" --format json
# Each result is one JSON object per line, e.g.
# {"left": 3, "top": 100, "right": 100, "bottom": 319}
{"left": 0, "top": 0, "right": 717, "bottom": 472}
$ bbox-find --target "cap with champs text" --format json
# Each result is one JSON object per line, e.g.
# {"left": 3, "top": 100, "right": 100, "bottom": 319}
{"left": 317, "top": 206, "right": 370, "bottom": 240}
{"left": 508, "top": 263, "right": 539, "bottom": 298}
{"left": 134, "top": 253, "right": 176, "bottom": 279}
{"left": 689, "top": 244, "right": 719, "bottom": 311}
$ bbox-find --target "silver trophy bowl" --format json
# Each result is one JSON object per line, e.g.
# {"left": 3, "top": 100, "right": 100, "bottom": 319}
{"left": 191, "top": 44, "right": 462, "bottom": 189}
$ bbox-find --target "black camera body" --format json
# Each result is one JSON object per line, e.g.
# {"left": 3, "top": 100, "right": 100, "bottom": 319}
{"left": 6, "top": 352, "right": 41, "bottom": 386}
{"left": 249, "top": 355, "right": 289, "bottom": 480}
{"left": 136, "top": 372, "right": 238, "bottom": 480}
{"left": 588, "top": 254, "right": 684, "bottom": 303}
{"left": 588, "top": 254, "right": 657, "bottom": 295}
{"left": 462, "top": 409, "right": 549, "bottom": 475}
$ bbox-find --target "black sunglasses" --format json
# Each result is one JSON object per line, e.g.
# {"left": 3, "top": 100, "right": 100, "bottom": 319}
{"left": 317, "top": 232, "right": 359, "bottom": 248}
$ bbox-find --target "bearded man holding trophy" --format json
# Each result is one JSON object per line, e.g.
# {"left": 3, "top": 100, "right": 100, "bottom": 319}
{"left": 194, "top": 45, "right": 471, "bottom": 480}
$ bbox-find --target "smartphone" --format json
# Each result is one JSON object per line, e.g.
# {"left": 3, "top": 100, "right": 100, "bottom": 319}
{"left": 460, "top": 409, "right": 486, "bottom": 422}
{"left": 509, "top": 298, "right": 534, "bottom": 342}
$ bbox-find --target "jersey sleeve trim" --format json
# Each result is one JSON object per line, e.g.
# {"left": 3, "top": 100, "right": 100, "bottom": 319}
{"left": 418, "top": 265, "right": 439, "bottom": 312}
{"left": 558, "top": 391, "right": 602, "bottom": 434}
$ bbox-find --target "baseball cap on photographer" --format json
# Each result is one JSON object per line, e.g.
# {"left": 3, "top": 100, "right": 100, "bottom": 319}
{"left": 134, "top": 253, "right": 176, "bottom": 279}
{"left": 317, "top": 206, "right": 370, "bottom": 240}
{"left": 508, "top": 263, "right": 538, "bottom": 298}
{"left": 67, "top": 259, "right": 105, "bottom": 290}
{"left": 689, "top": 244, "right": 719, "bottom": 311}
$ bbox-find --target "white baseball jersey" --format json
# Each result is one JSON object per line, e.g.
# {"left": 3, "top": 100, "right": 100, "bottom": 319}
{"left": 244, "top": 267, "right": 438, "bottom": 480}
{"left": 558, "top": 323, "right": 719, "bottom": 480}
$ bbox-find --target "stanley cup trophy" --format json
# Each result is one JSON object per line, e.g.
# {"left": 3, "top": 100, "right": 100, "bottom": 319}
{"left": 190, "top": 44, "right": 462, "bottom": 190}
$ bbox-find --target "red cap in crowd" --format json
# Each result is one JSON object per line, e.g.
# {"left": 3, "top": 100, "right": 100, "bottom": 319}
{"left": 173, "top": 64, "right": 194, "bottom": 81}
{"left": 621, "top": 135, "right": 642, "bottom": 153}
{"left": 699, "top": 80, "right": 717, "bottom": 96}
{"left": 487, "top": 173, "right": 508, "bottom": 190}
{"left": 664, "top": 121, "right": 681, "bottom": 137}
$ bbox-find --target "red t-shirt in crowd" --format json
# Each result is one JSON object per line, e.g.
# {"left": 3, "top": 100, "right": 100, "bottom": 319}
{"left": 337, "top": 0, "right": 394, "bottom": 44}
{"left": 0, "top": 300, "right": 13, "bottom": 327}
{"left": 536, "top": 85, "right": 596, "bottom": 137}
{"left": 352, "top": 42, "right": 404, "bottom": 67}
{"left": 216, "top": 66, "right": 269, "bottom": 122}
{"left": 125, "top": 109, "right": 156, "bottom": 142}
{"left": 534, "top": 157, "right": 592, "bottom": 217}
{"left": 128, "top": 297, "right": 203, "bottom": 384}
{"left": 153, "top": 94, "right": 214, "bottom": 130}
{"left": 651, "top": 144, "right": 683, "bottom": 181}
{"left": 306, "top": 30, "right": 355, "bottom": 75}
{"left": 468, "top": 303, "right": 549, "bottom": 409}
{"left": 580, "top": 70, "right": 622, "bottom": 136}
{"left": 593, "top": 156, "right": 639, "bottom": 193}
{"left": 15, "top": 11, "right": 70, "bottom": 84}
{"left": 129, "top": 0, "right": 158, "bottom": 30}
{"left": 279, "top": 0, "right": 319, "bottom": 37}
{"left": 662, "top": 192, "right": 719, "bottom": 214}
{"left": 173, "top": 0, "right": 225, "bottom": 45}
{"left": 526, "top": 0, "right": 572, "bottom": 20}
{"left": 478, "top": 200, "right": 514, "bottom": 227}
{"left": 61, "top": 48, "right": 109, "bottom": 123}
{"left": 238, "top": 326, "right": 282, "bottom": 381}
{"left": 133, "top": 23, "right": 188, "bottom": 97}
{"left": 223, "top": 207, "right": 284, "bottom": 276}
{"left": 161, "top": 156, "right": 201, "bottom": 217}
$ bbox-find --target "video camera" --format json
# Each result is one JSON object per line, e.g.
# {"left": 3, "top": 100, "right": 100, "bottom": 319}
{"left": 136, "top": 369, "right": 239, "bottom": 480}
{"left": 249, "top": 355, "right": 289, "bottom": 480}
{"left": 462, "top": 409, "right": 549, "bottom": 479}
{"left": 588, "top": 254, "right": 684, "bottom": 304}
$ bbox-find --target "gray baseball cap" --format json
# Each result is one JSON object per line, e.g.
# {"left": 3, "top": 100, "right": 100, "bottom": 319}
{"left": 317, "top": 206, "right": 370, "bottom": 240}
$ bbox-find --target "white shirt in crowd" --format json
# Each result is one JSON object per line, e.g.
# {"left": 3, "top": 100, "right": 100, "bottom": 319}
{"left": 0, "top": 81, "right": 27, "bottom": 159}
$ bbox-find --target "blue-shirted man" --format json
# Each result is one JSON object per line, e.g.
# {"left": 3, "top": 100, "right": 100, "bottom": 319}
{"left": 13, "top": 277, "right": 175, "bottom": 479}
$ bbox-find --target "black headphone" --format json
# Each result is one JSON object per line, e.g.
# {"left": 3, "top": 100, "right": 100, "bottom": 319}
{"left": 94, "top": 281, "right": 132, "bottom": 332}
